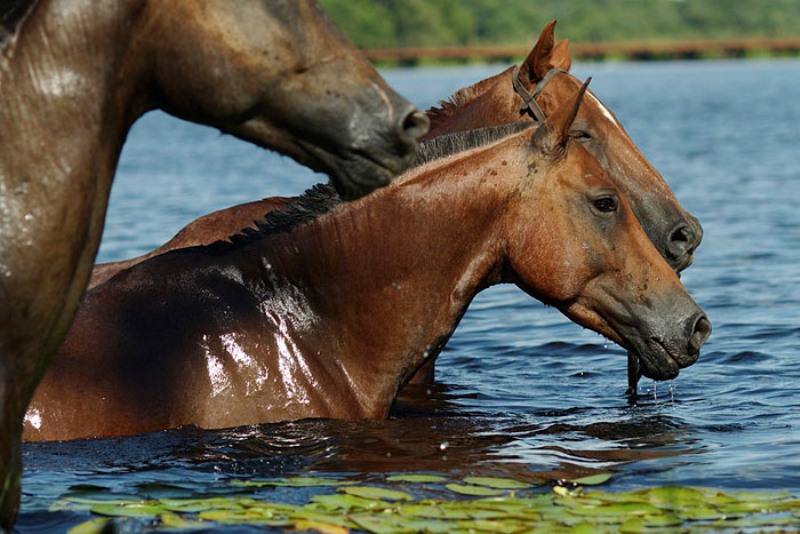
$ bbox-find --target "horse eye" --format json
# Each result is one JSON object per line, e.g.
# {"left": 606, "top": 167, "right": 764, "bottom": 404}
{"left": 593, "top": 196, "right": 617, "bottom": 212}
{"left": 571, "top": 130, "right": 592, "bottom": 140}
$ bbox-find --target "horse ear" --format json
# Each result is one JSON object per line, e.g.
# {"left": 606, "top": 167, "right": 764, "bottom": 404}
{"left": 552, "top": 39, "right": 572, "bottom": 71}
{"left": 532, "top": 77, "right": 591, "bottom": 157}
{"left": 519, "top": 20, "right": 557, "bottom": 83}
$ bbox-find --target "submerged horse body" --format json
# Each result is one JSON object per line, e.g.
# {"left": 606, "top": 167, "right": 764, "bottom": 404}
{"left": 0, "top": 0, "right": 426, "bottom": 526}
{"left": 26, "top": 86, "right": 711, "bottom": 443}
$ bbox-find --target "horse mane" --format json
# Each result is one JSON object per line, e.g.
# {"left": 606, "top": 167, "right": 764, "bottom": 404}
{"left": 426, "top": 68, "right": 513, "bottom": 127}
{"left": 0, "top": 0, "right": 36, "bottom": 52}
{"left": 217, "top": 121, "right": 536, "bottom": 250}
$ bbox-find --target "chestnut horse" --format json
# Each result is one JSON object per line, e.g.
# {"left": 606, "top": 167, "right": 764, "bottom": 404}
{"left": 86, "top": 21, "right": 704, "bottom": 397}
{"left": 89, "top": 22, "right": 700, "bottom": 291}
{"left": 25, "top": 83, "right": 711, "bottom": 443}
{"left": 0, "top": 0, "right": 427, "bottom": 526}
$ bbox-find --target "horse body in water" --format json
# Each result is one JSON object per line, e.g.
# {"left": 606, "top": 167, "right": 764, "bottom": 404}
{"left": 0, "top": 0, "right": 426, "bottom": 526}
{"left": 26, "top": 84, "right": 711, "bottom": 443}
{"left": 85, "top": 21, "right": 706, "bottom": 396}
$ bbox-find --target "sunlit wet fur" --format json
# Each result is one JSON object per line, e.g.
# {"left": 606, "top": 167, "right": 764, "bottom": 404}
{"left": 25, "top": 86, "right": 709, "bottom": 444}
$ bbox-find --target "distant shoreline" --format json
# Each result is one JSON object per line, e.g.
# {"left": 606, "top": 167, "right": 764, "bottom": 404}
{"left": 364, "top": 37, "right": 800, "bottom": 66}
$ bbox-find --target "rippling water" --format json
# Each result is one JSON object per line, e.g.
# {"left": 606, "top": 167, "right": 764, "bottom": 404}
{"left": 18, "top": 59, "right": 800, "bottom": 531}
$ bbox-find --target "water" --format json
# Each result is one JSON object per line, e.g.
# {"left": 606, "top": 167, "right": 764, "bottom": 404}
{"left": 17, "top": 59, "right": 800, "bottom": 531}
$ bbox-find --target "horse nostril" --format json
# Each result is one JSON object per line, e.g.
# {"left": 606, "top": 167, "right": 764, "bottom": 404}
{"left": 667, "top": 223, "right": 690, "bottom": 255}
{"left": 689, "top": 314, "right": 712, "bottom": 354}
{"left": 666, "top": 222, "right": 699, "bottom": 261}
{"left": 400, "top": 109, "right": 430, "bottom": 142}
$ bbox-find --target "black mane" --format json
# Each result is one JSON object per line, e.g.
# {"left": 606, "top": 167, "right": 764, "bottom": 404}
{"left": 219, "top": 121, "right": 536, "bottom": 249}
{"left": 0, "top": 0, "right": 36, "bottom": 51}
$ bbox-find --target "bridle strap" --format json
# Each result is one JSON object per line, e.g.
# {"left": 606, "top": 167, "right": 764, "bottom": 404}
{"left": 511, "top": 66, "right": 567, "bottom": 122}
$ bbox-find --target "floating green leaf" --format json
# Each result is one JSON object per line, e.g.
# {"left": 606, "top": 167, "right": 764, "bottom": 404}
{"left": 571, "top": 473, "right": 613, "bottom": 486}
{"left": 293, "top": 518, "right": 350, "bottom": 534}
{"left": 52, "top": 478, "right": 800, "bottom": 533}
{"left": 311, "top": 492, "right": 389, "bottom": 511}
{"left": 462, "top": 476, "right": 532, "bottom": 489}
{"left": 90, "top": 501, "right": 164, "bottom": 517}
{"left": 341, "top": 485, "right": 414, "bottom": 501}
{"left": 445, "top": 483, "right": 504, "bottom": 496}
{"left": 66, "top": 518, "right": 111, "bottom": 534}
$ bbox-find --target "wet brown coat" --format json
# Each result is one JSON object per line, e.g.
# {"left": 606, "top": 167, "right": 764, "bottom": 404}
{"left": 26, "top": 86, "right": 710, "bottom": 443}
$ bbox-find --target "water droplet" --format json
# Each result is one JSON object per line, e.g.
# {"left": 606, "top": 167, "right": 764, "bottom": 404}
{"left": 439, "top": 441, "right": 449, "bottom": 451}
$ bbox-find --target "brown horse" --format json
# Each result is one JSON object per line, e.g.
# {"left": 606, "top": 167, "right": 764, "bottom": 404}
{"left": 86, "top": 21, "right": 704, "bottom": 397}
{"left": 88, "top": 22, "right": 700, "bottom": 292}
{"left": 0, "top": 0, "right": 427, "bottom": 527}
{"left": 25, "top": 83, "right": 711, "bottom": 443}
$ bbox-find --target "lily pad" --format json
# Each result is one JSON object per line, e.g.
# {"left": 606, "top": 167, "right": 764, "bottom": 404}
{"left": 445, "top": 483, "right": 504, "bottom": 496}
{"left": 66, "top": 518, "right": 111, "bottom": 534}
{"left": 462, "top": 476, "right": 532, "bottom": 489}
{"left": 341, "top": 485, "right": 414, "bottom": 502}
{"left": 571, "top": 473, "right": 613, "bottom": 486}
{"left": 311, "top": 493, "right": 390, "bottom": 511}
{"left": 90, "top": 502, "right": 164, "bottom": 517}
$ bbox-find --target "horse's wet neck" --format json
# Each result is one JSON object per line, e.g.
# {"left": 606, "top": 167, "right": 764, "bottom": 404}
{"left": 0, "top": 0, "right": 145, "bottom": 374}
{"left": 253, "top": 166, "right": 510, "bottom": 416}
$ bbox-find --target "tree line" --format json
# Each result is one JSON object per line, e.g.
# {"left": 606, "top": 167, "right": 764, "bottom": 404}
{"left": 318, "top": 0, "right": 800, "bottom": 49}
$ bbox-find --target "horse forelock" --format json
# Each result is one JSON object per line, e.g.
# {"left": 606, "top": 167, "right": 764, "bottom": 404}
{"left": 217, "top": 122, "right": 536, "bottom": 249}
{"left": 0, "top": 0, "right": 37, "bottom": 52}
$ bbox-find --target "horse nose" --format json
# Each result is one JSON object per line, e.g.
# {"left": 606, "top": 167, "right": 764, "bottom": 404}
{"left": 666, "top": 218, "right": 703, "bottom": 269}
{"left": 399, "top": 107, "right": 430, "bottom": 144}
{"left": 688, "top": 313, "right": 712, "bottom": 356}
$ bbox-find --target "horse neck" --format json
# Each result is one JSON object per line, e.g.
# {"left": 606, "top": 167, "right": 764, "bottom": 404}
{"left": 0, "top": 0, "right": 147, "bottom": 364}
{"left": 0, "top": 0, "right": 146, "bottom": 178}
{"left": 252, "top": 147, "right": 519, "bottom": 415}
{"left": 426, "top": 67, "right": 518, "bottom": 138}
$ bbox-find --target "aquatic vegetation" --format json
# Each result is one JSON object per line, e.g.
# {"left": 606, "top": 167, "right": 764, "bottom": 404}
{"left": 56, "top": 473, "right": 800, "bottom": 533}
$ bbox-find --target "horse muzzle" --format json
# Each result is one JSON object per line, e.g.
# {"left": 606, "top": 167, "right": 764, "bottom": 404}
{"left": 634, "top": 311, "right": 711, "bottom": 381}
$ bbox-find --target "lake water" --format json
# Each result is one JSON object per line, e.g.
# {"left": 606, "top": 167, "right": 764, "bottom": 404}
{"left": 16, "top": 59, "right": 800, "bottom": 531}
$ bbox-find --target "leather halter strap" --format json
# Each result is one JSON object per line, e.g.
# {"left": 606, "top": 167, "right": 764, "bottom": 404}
{"left": 511, "top": 66, "right": 567, "bottom": 122}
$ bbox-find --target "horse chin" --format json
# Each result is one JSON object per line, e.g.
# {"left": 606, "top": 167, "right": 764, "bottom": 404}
{"left": 633, "top": 339, "right": 682, "bottom": 381}
{"left": 296, "top": 140, "right": 408, "bottom": 201}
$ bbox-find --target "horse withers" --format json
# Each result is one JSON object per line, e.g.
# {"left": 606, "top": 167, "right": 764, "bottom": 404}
{"left": 25, "top": 81, "right": 710, "bottom": 442}
{"left": 0, "top": 0, "right": 426, "bottom": 527}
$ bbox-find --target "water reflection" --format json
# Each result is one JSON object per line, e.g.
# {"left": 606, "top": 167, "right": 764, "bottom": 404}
{"left": 158, "top": 382, "right": 700, "bottom": 485}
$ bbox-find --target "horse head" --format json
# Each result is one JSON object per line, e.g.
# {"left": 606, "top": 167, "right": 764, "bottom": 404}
{"left": 515, "top": 21, "right": 702, "bottom": 272}
{"left": 507, "top": 80, "right": 711, "bottom": 380}
{"left": 137, "top": 0, "right": 429, "bottom": 199}
{"left": 425, "top": 20, "right": 701, "bottom": 272}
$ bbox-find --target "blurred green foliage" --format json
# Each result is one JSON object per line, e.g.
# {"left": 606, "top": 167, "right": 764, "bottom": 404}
{"left": 318, "top": 0, "right": 800, "bottom": 47}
